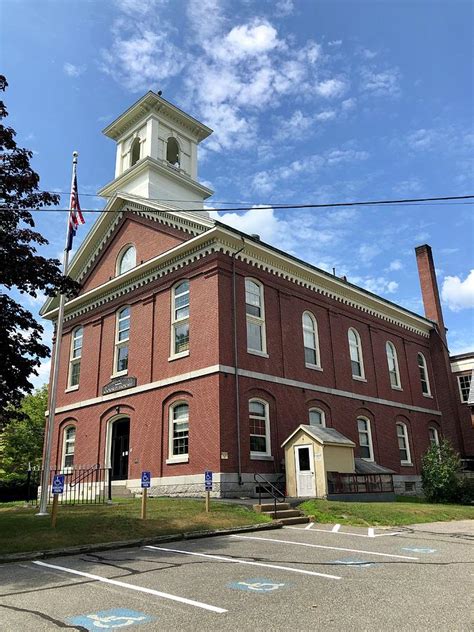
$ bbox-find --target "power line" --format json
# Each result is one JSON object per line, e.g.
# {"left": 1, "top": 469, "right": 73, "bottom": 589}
{"left": 1, "top": 194, "right": 473, "bottom": 214}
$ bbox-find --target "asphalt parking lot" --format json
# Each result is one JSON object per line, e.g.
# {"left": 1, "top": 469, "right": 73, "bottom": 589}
{"left": 0, "top": 521, "right": 473, "bottom": 631}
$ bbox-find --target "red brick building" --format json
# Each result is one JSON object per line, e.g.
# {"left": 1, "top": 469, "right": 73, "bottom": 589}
{"left": 41, "top": 92, "right": 474, "bottom": 497}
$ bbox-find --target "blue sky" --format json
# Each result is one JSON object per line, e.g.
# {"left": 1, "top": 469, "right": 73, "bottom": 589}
{"left": 2, "top": 0, "right": 473, "bottom": 387}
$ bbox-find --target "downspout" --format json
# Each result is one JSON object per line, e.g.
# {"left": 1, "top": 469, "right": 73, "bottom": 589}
{"left": 232, "top": 238, "right": 246, "bottom": 485}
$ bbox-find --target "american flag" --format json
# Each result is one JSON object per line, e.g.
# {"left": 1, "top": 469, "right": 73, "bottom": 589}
{"left": 66, "top": 169, "right": 85, "bottom": 251}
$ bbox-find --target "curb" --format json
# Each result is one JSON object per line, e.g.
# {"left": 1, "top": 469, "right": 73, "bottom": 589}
{"left": 0, "top": 521, "right": 283, "bottom": 564}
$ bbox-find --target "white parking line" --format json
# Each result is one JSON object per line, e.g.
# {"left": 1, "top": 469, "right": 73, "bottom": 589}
{"left": 32, "top": 560, "right": 227, "bottom": 614}
{"left": 230, "top": 535, "right": 418, "bottom": 560}
{"left": 368, "top": 528, "right": 375, "bottom": 538}
{"left": 286, "top": 526, "right": 403, "bottom": 538}
{"left": 145, "top": 545, "right": 341, "bottom": 580}
{"left": 305, "top": 522, "right": 314, "bottom": 530}
{"left": 331, "top": 524, "right": 341, "bottom": 533}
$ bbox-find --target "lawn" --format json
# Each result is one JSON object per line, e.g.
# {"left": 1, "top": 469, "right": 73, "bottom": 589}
{"left": 300, "top": 498, "right": 474, "bottom": 526}
{"left": 0, "top": 497, "right": 271, "bottom": 556}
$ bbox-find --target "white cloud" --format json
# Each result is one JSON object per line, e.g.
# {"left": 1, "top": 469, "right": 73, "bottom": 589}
{"left": 315, "top": 110, "right": 336, "bottom": 122}
{"left": 361, "top": 67, "right": 400, "bottom": 97}
{"left": 315, "top": 78, "right": 347, "bottom": 98}
{"left": 388, "top": 259, "right": 403, "bottom": 271}
{"left": 352, "top": 276, "right": 399, "bottom": 295}
{"left": 393, "top": 177, "right": 422, "bottom": 195}
{"left": 328, "top": 40, "right": 342, "bottom": 47}
{"left": 358, "top": 243, "right": 381, "bottom": 264}
{"left": 341, "top": 97, "right": 356, "bottom": 110}
{"left": 441, "top": 270, "right": 474, "bottom": 311}
{"left": 218, "top": 21, "right": 280, "bottom": 60}
{"left": 63, "top": 62, "right": 85, "bottom": 77}
{"left": 406, "top": 128, "right": 439, "bottom": 150}
{"left": 275, "top": 0, "right": 295, "bottom": 16}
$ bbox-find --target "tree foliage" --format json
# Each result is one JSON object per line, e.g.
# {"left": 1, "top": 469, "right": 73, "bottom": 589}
{"left": 0, "top": 76, "right": 79, "bottom": 421}
{"left": 0, "top": 385, "right": 48, "bottom": 476}
{"left": 421, "top": 439, "right": 462, "bottom": 503}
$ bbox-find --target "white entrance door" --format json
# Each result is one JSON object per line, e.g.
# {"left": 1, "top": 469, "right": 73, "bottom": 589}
{"left": 295, "top": 444, "right": 316, "bottom": 497}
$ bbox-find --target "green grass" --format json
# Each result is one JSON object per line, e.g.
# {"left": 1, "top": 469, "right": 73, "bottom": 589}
{"left": 299, "top": 498, "right": 474, "bottom": 527}
{"left": 0, "top": 498, "right": 271, "bottom": 556}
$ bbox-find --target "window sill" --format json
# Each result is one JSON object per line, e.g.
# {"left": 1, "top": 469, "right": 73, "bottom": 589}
{"left": 360, "top": 457, "right": 374, "bottom": 462}
{"left": 247, "top": 349, "right": 269, "bottom": 358}
{"left": 250, "top": 454, "right": 274, "bottom": 461}
{"left": 306, "top": 363, "right": 323, "bottom": 372}
{"left": 391, "top": 385, "right": 403, "bottom": 391}
{"left": 352, "top": 375, "right": 367, "bottom": 382}
{"left": 111, "top": 370, "right": 128, "bottom": 379}
{"left": 168, "top": 350, "right": 190, "bottom": 362}
{"left": 166, "top": 456, "right": 189, "bottom": 464}
{"left": 65, "top": 385, "right": 79, "bottom": 393}
{"left": 400, "top": 462, "right": 414, "bottom": 467}
{"left": 422, "top": 393, "right": 433, "bottom": 399}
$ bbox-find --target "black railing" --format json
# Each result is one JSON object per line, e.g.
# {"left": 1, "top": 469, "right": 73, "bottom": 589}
{"left": 254, "top": 473, "right": 286, "bottom": 517}
{"left": 327, "top": 472, "right": 394, "bottom": 495}
{"left": 29, "top": 467, "right": 112, "bottom": 505}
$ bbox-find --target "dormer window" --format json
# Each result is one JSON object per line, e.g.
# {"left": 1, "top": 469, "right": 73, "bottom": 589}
{"left": 130, "top": 137, "right": 140, "bottom": 167}
{"left": 166, "top": 137, "right": 180, "bottom": 166}
{"left": 116, "top": 245, "right": 136, "bottom": 276}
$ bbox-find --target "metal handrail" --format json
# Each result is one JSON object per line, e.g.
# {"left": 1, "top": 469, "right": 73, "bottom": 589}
{"left": 254, "top": 473, "right": 286, "bottom": 518}
{"left": 68, "top": 463, "right": 100, "bottom": 488}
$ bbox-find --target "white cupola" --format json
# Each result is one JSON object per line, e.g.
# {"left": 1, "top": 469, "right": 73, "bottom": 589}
{"left": 97, "top": 91, "right": 214, "bottom": 210}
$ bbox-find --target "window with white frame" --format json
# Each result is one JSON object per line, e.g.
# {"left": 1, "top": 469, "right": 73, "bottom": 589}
{"left": 303, "top": 311, "right": 321, "bottom": 368}
{"left": 130, "top": 137, "right": 140, "bottom": 167}
{"left": 386, "top": 341, "right": 401, "bottom": 388}
{"left": 63, "top": 426, "right": 76, "bottom": 469}
{"left": 417, "top": 352, "right": 431, "bottom": 396}
{"left": 171, "top": 280, "right": 190, "bottom": 356}
{"left": 169, "top": 402, "right": 189, "bottom": 458}
{"left": 245, "top": 279, "right": 266, "bottom": 354}
{"left": 349, "top": 328, "right": 365, "bottom": 379}
{"left": 68, "top": 326, "right": 83, "bottom": 388}
{"left": 309, "top": 408, "right": 326, "bottom": 427}
{"left": 429, "top": 426, "right": 440, "bottom": 447}
{"left": 117, "top": 245, "right": 136, "bottom": 276}
{"left": 249, "top": 399, "right": 271, "bottom": 456}
{"left": 458, "top": 374, "right": 472, "bottom": 403}
{"left": 114, "top": 307, "right": 130, "bottom": 375}
{"left": 396, "top": 422, "right": 411, "bottom": 464}
{"left": 357, "top": 417, "right": 373, "bottom": 461}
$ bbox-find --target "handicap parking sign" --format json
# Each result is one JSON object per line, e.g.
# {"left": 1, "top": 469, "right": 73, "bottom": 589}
{"left": 204, "top": 470, "right": 212, "bottom": 491}
{"left": 67, "top": 608, "right": 155, "bottom": 630}
{"left": 52, "top": 474, "right": 64, "bottom": 495}
{"left": 141, "top": 471, "right": 151, "bottom": 488}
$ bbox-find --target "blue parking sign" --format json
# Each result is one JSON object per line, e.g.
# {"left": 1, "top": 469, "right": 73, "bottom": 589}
{"left": 205, "top": 470, "right": 212, "bottom": 491}
{"left": 141, "top": 471, "right": 151, "bottom": 488}
{"left": 52, "top": 474, "right": 64, "bottom": 495}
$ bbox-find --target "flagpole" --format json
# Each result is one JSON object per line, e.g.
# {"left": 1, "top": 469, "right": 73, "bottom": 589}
{"left": 37, "top": 151, "right": 78, "bottom": 516}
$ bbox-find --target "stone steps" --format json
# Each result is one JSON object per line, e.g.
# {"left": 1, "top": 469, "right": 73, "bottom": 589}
{"left": 254, "top": 502, "right": 310, "bottom": 525}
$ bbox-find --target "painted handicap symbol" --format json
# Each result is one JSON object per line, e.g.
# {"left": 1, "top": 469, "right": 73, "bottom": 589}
{"left": 228, "top": 578, "right": 288, "bottom": 592}
{"left": 67, "top": 608, "right": 154, "bottom": 630}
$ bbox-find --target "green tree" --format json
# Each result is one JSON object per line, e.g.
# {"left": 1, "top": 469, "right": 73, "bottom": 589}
{"left": 0, "top": 385, "right": 48, "bottom": 476}
{"left": 421, "top": 439, "right": 462, "bottom": 503}
{"left": 0, "top": 76, "right": 78, "bottom": 423}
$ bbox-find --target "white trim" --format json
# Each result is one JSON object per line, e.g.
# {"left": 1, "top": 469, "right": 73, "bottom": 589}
{"left": 61, "top": 425, "right": 76, "bottom": 470}
{"left": 429, "top": 426, "right": 440, "bottom": 447}
{"left": 116, "top": 243, "right": 137, "bottom": 276}
{"left": 245, "top": 277, "right": 267, "bottom": 354}
{"left": 386, "top": 341, "right": 402, "bottom": 389}
{"left": 169, "top": 400, "right": 189, "bottom": 460}
{"left": 457, "top": 374, "right": 472, "bottom": 403}
{"left": 450, "top": 357, "right": 474, "bottom": 373}
{"left": 249, "top": 397, "right": 271, "bottom": 458}
{"left": 166, "top": 456, "right": 189, "bottom": 464}
{"left": 306, "top": 364, "right": 323, "bottom": 372}
{"left": 308, "top": 407, "right": 326, "bottom": 428}
{"left": 113, "top": 305, "right": 130, "bottom": 376}
{"left": 68, "top": 326, "right": 83, "bottom": 389}
{"left": 170, "top": 279, "right": 190, "bottom": 359}
{"left": 247, "top": 350, "right": 269, "bottom": 358}
{"left": 168, "top": 350, "right": 190, "bottom": 362}
{"left": 417, "top": 352, "right": 432, "bottom": 397}
{"left": 105, "top": 414, "right": 130, "bottom": 470}
{"left": 348, "top": 327, "right": 365, "bottom": 380}
{"left": 64, "top": 385, "right": 79, "bottom": 393}
{"left": 48, "top": 364, "right": 443, "bottom": 417}
{"left": 302, "top": 310, "right": 321, "bottom": 369}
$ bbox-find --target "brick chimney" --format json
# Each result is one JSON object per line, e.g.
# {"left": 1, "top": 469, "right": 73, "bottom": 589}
{"left": 415, "top": 244, "right": 447, "bottom": 344}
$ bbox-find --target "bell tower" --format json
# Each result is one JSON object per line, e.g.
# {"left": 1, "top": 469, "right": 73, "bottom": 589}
{"left": 97, "top": 91, "right": 214, "bottom": 210}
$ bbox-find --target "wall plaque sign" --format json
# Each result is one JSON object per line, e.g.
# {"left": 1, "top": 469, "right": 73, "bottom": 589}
{"left": 102, "top": 376, "right": 137, "bottom": 395}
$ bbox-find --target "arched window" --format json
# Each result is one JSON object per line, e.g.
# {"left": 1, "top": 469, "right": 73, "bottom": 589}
{"left": 417, "top": 353, "right": 431, "bottom": 396}
{"left": 386, "top": 341, "right": 401, "bottom": 389}
{"left": 130, "top": 137, "right": 140, "bottom": 167}
{"left": 429, "top": 426, "right": 440, "bottom": 447}
{"left": 171, "top": 280, "right": 190, "bottom": 357}
{"left": 169, "top": 402, "right": 189, "bottom": 460}
{"left": 357, "top": 417, "right": 373, "bottom": 461}
{"left": 166, "top": 137, "right": 180, "bottom": 166}
{"left": 62, "top": 425, "right": 76, "bottom": 470}
{"left": 245, "top": 278, "right": 267, "bottom": 354}
{"left": 303, "top": 311, "right": 321, "bottom": 368}
{"left": 68, "top": 326, "right": 83, "bottom": 388}
{"left": 114, "top": 306, "right": 130, "bottom": 375}
{"left": 116, "top": 245, "right": 136, "bottom": 276}
{"left": 309, "top": 408, "right": 325, "bottom": 427}
{"left": 349, "top": 328, "right": 365, "bottom": 379}
{"left": 249, "top": 399, "right": 271, "bottom": 457}
{"left": 396, "top": 422, "right": 412, "bottom": 464}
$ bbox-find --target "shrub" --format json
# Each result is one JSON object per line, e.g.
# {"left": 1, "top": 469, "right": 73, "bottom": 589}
{"left": 421, "top": 439, "right": 462, "bottom": 503}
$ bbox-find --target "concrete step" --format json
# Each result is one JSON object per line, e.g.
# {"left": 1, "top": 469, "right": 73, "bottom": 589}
{"left": 277, "top": 516, "right": 310, "bottom": 525}
{"left": 255, "top": 502, "right": 291, "bottom": 512}
{"left": 111, "top": 485, "right": 133, "bottom": 498}
{"left": 261, "top": 509, "right": 302, "bottom": 519}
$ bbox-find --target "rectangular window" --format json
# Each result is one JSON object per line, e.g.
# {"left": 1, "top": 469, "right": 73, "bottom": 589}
{"left": 114, "top": 307, "right": 130, "bottom": 375}
{"left": 68, "top": 327, "right": 83, "bottom": 388}
{"left": 171, "top": 281, "right": 190, "bottom": 357}
{"left": 249, "top": 399, "right": 270, "bottom": 456}
{"left": 63, "top": 427, "right": 76, "bottom": 469}
{"left": 357, "top": 418, "right": 373, "bottom": 461}
{"left": 458, "top": 375, "right": 472, "bottom": 403}
{"left": 171, "top": 403, "right": 189, "bottom": 457}
{"left": 245, "top": 279, "right": 266, "bottom": 354}
{"left": 397, "top": 423, "right": 411, "bottom": 464}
